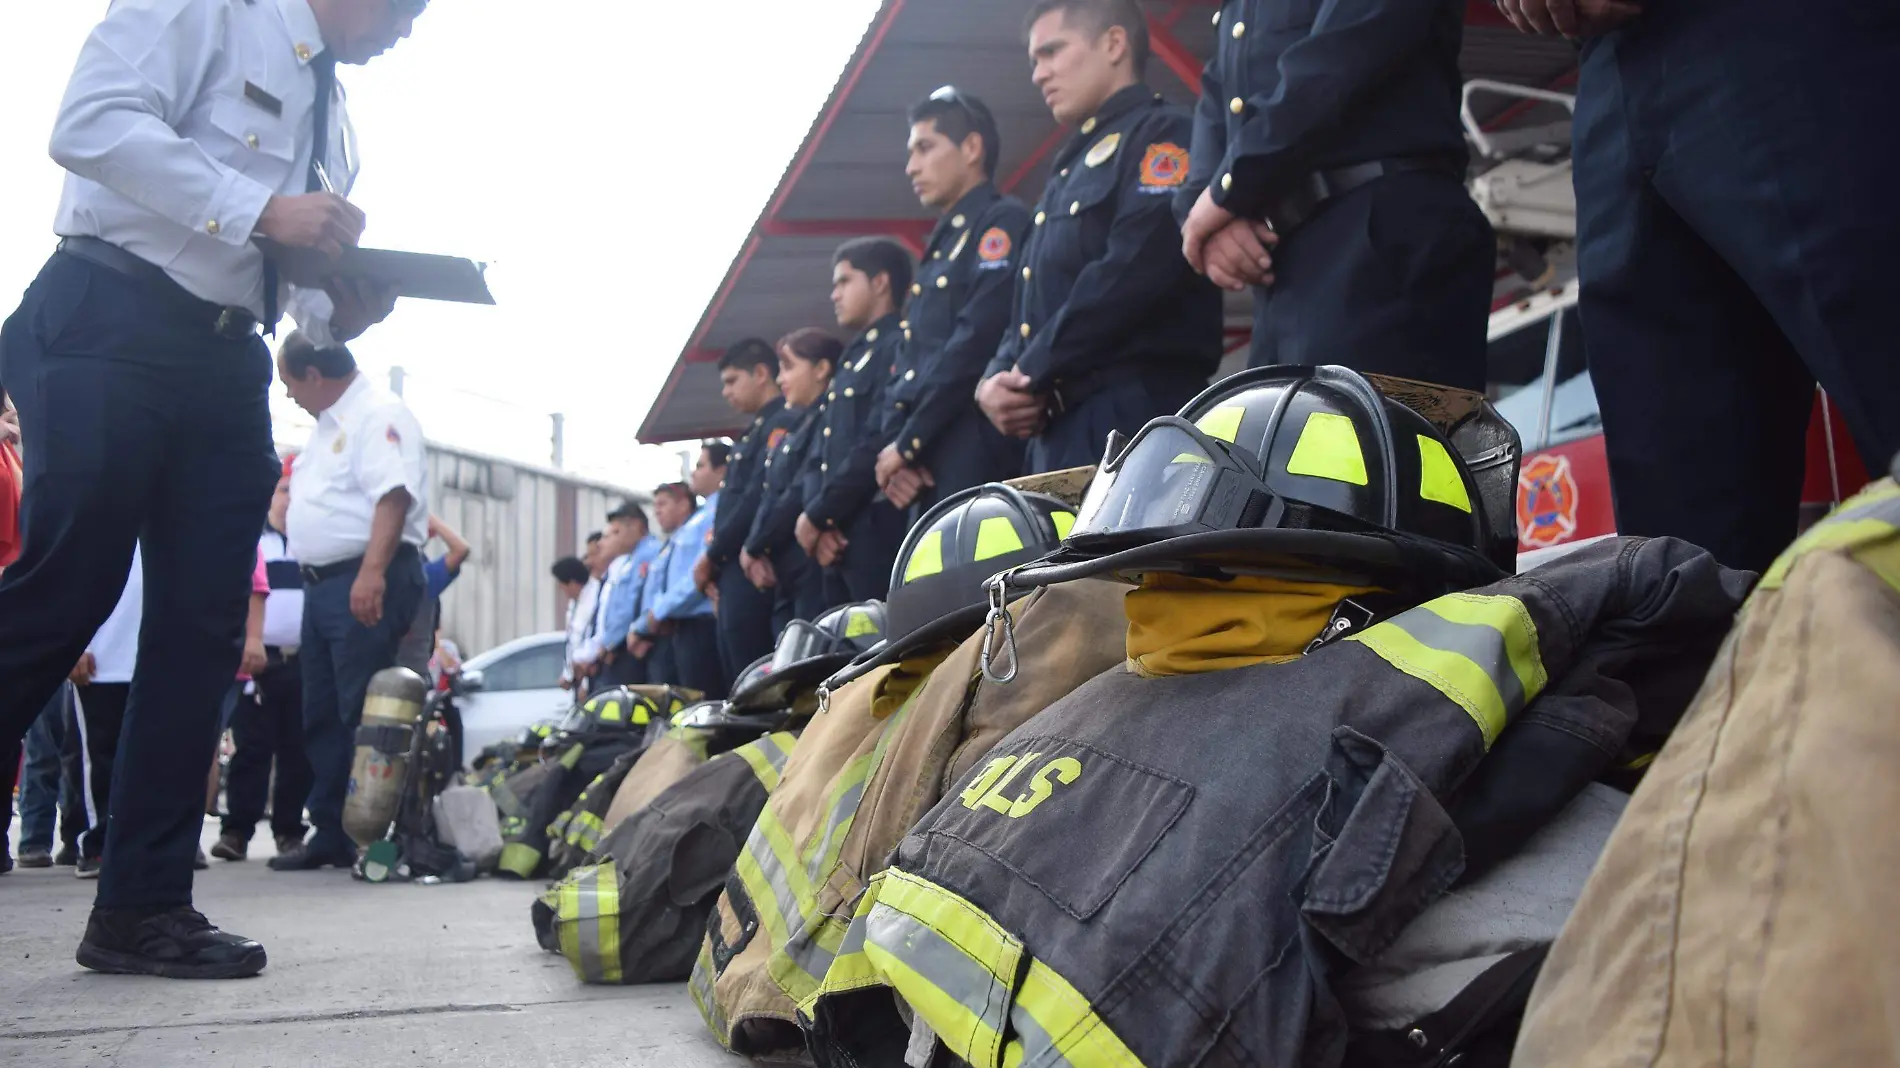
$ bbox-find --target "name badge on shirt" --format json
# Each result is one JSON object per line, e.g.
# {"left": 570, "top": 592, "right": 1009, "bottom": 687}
{"left": 243, "top": 81, "right": 284, "bottom": 117}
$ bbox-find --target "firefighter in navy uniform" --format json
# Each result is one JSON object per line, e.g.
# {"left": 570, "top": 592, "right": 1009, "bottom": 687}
{"left": 977, "top": 0, "right": 1224, "bottom": 475}
{"left": 796, "top": 239, "right": 912, "bottom": 608}
{"left": 697, "top": 338, "right": 801, "bottom": 681}
{"left": 745, "top": 330, "right": 842, "bottom": 632}
{"left": 1177, "top": 0, "right": 1493, "bottom": 393}
{"left": 875, "top": 88, "right": 1030, "bottom": 513}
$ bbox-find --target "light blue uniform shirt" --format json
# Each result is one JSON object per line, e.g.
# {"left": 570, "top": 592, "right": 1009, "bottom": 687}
{"left": 599, "top": 534, "right": 662, "bottom": 646}
{"left": 636, "top": 493, "right": 719, "bottom": 634}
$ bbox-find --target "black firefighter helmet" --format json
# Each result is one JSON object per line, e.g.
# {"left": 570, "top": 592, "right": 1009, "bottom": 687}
{"left": 727, "top": 600, "right": 887, "bottom": 713}
{"left": 1009, "top": 365, "right": 1519, "bottom": 596}
{"left": 825, "top": 483, "right": 1074, "bottom": 690}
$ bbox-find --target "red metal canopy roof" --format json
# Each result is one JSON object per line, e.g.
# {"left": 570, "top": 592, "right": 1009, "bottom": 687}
{"left": 638, "top": 0, "right": 1577, "bottom": 444}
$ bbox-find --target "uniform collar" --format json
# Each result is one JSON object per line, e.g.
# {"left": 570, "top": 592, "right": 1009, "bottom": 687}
{"left": 929, "top": 182, "right": 1002, "bottom": 248}
{"left": 752, "top": 395, "right": 787, "bottom": 427}
{"left": 317, "top": 373, "right": 374, "bottom": 427}
{"left": 274, "top": 0, "right": 328, "bottom": 66}
{"left": 854, "top": 312, "right": 905, "bottom": 349}
{"left": 1068, "top": 83, "right": 1160, "bottom": 153}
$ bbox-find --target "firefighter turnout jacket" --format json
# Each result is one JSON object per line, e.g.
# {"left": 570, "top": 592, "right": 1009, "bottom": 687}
{"left": 805, "top": 537, "right": 1751, "bottom": 1068}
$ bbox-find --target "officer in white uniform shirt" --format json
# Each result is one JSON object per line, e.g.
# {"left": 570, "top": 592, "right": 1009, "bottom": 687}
{"left": 0, "top": 0, "right": 427, "bottom": 979}
{"left": 277, "top": 331, "right": 428, "bottom": 875}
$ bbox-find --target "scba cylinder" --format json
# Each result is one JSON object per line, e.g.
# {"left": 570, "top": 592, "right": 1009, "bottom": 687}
{"left": 342, "top": 667, "right": 430, "bottom": 847}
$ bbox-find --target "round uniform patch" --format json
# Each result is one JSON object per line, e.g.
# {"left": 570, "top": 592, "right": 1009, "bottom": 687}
{"left": 766, "top": 427, "right": 789, "bottom": 451}
{"left": 1141, "top": 143, "right": 1190, "bottom": 188}
{"left": 1516, "top": 453, "right": 1580, "bottom": 549}
{"left": 978, "top": 228, "right": 1012, "bottom": 262}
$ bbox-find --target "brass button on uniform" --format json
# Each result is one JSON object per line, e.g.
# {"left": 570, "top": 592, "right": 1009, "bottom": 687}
{"left": 900, "top": 320, "right": 909, "bottom": 329}
{"left": 911, "top": 283, "right": 922, "bottom": 295}
{"left": 1070, "top": 201, "right": 1081, "bottom": 215}
{"left": 1212, "top": 9, "right": 1222, "bottom": 25}
{"left": 1221, "top": 173, "right": 1233, "bottom": 192}
{"left": 895, "top": 401, "right": 907, "bottom": 411}
{"left": 933, "top": 250, "right": 943, "bottom": 259}
{"left": 844, "top": 387, "right": 855, "bottom": 398}
{"left": 904, "top": 369, "right": 916, "bottom": 381}
{"left": 828, "top": 392, "right": 837, "bottom": 402}
{"left": 1229, "top": 97, "right": 1245, "bottom": 115}
{"left": 1020, "top": 323, "right": 1031, "bottom": 338}
{"left": 821, "top": 463, "right": 829, "bottom": 473}
{"left": 911, "top": 438, "right": 922, "bottom": 449}
{"left": 295, "top": 42, "right": 313, "bottom": 61}
{"left": 951, "top": 214, "right": 966, "bottom": 228}
{"left": 935, "top": 275, "right": 948, "bottom": 289}
{"left": 1034, "top": 211, "right": 1046, "bottom": 226}
{"left": 823, "top": 427, "right": 831, "bottom": 437}
{"left": 867, "top": 328, "right": 879, "bottom": 342}
{"left": 1022, "top": 266, "right": 1031, "bottom": 280}
{"left": 1060, "top": 168, "right": 1069, "bottom": 177}
{"left": 205, "top": 219, "right": 221, "bottom": 235}
{"left": 1232, "top": 21, "right": 1246, "bottom": 38}
{"left": 246, "top": 133, "right": 259, "bottom": 150}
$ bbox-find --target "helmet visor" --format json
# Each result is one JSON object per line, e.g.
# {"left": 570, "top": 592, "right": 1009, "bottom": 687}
{"left": 1070, "top": 418, "right": 1276, "bottom": 547}
{"left": 770, "top": 619, "right": 837, "bottom": 672}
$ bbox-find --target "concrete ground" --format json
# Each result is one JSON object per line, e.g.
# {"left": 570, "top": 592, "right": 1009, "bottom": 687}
{"left": 1, "top": 817, "right": 739, "bottom": 1067}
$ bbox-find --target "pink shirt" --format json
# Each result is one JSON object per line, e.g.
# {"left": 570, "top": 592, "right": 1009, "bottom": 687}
{"left": 238, "top": 548, "right": 269, "bottom": 681}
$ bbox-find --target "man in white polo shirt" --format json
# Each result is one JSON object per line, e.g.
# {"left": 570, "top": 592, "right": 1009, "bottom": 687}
{"left": 274, "top": 332, "right": 426, "bottom": 871}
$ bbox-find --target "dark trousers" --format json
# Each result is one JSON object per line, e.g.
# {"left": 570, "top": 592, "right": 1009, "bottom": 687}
{"left": 222, "top": 654, "right": 312, "bottom": 844}
{"left": 644, "top": 635, "right": 679, "bottom": 690}
{"left": 917, "top": 408, "right": 1025, "bottom": 509}
{"left": 1025, "top": 373, "right": 1207, "bottom": 474}
{"left": 669, "top": 615, "right": 727, "bottom": 699}
{"left": 1574, "top": 0, "right": 1900, "bottom": 575}
{"left": 20, "top": 684, "right": 80, "bottom": 853}
{"left": 61, "top": 682, "right": 130, "bottom": 861}
{"left": 300, "top": 550, "right": 424, "bottom": 852}
{"left": 772, "top": 546, "right": 827, "bottom": 629}
{"left": 0, "top": 252, "right": 277, "bottom": 908}
{"left": 715, "top": 561, "right": 776, "bottom": 684}
{"left": 822, "top": 503, "right": 907, "bottom": 607}
{"left": 596, "top": 647, "right": 649, "bottom": 689}
{"left": 1248, "top": 170, "right": 1494, "bottom": 393}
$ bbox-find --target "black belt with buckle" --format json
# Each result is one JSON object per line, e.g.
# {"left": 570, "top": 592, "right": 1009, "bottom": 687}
{"left": 1265, "top": 155, "right": 1466, "bottom": 236}
{"left": 1045, "top": 361, "right": 1177, "bottom": 420}
{"left": 301, "top": 544, "right": 419, "bottom": 588}
{"left": 57, "top": 235, "right": 260, "bottom": 340}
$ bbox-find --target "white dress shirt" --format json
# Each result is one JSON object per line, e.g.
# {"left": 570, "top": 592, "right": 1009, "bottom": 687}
{"left": 49, "top": 0, "right": 360, "bottom": 340}
{"left": 88, "top": 544, "right": 146, "bottom": 685}
{"left": 286, "top": 374, "right": 427, "bottom": 567}
{"left": 563, "top": 576, "right": 602, "bottom": 681}
{"left": 258, "top": 527, "right": 304, "bottom": 648}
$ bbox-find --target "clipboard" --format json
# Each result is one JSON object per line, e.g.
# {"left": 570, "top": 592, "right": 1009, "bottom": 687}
{"left": 330, "top": 247, "right": 496, "bottom": 305}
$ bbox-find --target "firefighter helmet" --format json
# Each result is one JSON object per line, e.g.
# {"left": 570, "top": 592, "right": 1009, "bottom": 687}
{"left": 1011, "top": 365, "right": 1517, "bottom": 595}
{"left": 729, "top": 600, "right": 887, "bottom": 712}
{"left": 556, "top": 686, "right": 663, "bottom": 739}
{"left": 825, "top": 484, "right": 1073, "bottom": 690}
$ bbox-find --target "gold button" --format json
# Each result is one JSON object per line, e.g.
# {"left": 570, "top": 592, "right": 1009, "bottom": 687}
{"left": 904, "top": 330, "right": 912, "bottom": 342}
{"left": 205, "top": 219, "right": 221, "bottom": 235}
{"left": 867, "top": 328, "right": 879, "bottom": 342}
{"left": 823, "top": 427, "right": 831, "bottom": 437}
{"left": 1070, "top": 201, "right": 1081, "bottom": 215}
{"left": 295, "top": 43, "right": 313, "bottom": 61}
{"left": 912, "top": 438, "right": 922, "bottom": 449}
{"left": 828, "top": 392, "right": 836, "bottom": 401}
{"left": 246, "top": 133, "right": 259, "bottom": 150}
{"left": 933, "top": 250, "right": 943, "bottom": 260}
{"left": 1232, "top": 21, "right": 1246, "bottom": 38}
{"left": 935, "top": 276, "right": 948, "bottom": 289}
{"left": 952, "top": 214, "right": 966, "bottom": 228}
{"left": 1081, "top": 118, "right": 1097, "bottom": 135}
{"left": 900, "top": 320, "right": 909, "bottom": 329}
{"left": 844, "top": 387, "right": 855, "bottom": 398}
{"left": 1229, "top": 97, "right": 1245, "bottom": 115}
{"left": 905, "top": 369, "right": 916, "bottom": 381}
{"left": 1034, "top": 211, "right": 1046, "bottom": 226}
{"left": 1022, "top": 266, "right": 1031, "bottom": 280}
{"left": 1211, "top": 9, "right": 1221, "bottom": 25}
{"left": 911, "top": 283, "right": 922, "bottom": 295}
{"left": 782, "top": 445, "right": 791, "bottom": 453}
{"left": 821, "top": 463, "right": 829, "bottom": 472}
{"left": 1061, "top": 168, "right": 1069, "bottom": 177}
{"left": 1020, "top": 323, "right": 1031, "bottom": 338}
{"left": 1221, "top": 172, "right": 1233, "bottom": 192}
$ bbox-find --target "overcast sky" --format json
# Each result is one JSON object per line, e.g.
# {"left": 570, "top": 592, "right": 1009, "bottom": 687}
{"left": 0, "top": 1, "right": 882, "bottom": 490}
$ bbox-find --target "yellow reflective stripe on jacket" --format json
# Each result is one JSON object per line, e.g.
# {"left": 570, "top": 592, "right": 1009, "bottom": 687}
{"left": 689, "top": 936, "right": 727, "bottom": 1042}
{"left": 552, "top": 863, "right": 623, "bottom": 984}
{"left": 854, "top": 869, "right": 1147, "bottom": 1068}
{"left": 497, "top": 841, "right": 541, "bottom": 877}
{"left": 733, "top": 732, "right": 797, "bottom": 793}
{"left": 1760, "top": 480, "right": 1900, "bottom": 592}
{"left": 1348, "top": 592, "right": 1547, "bottom": 747}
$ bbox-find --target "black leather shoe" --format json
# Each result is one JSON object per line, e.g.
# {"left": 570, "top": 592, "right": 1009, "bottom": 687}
{"left": 76, "top": 906, "right": 267, "bottom": 979}
{"left": 266, "top": 840, "right": 357, "bottom": 871}
{"left": 54, "top": 844, "right": 77, "bottom": 866}
{"left": 209, "top": 835, "right": 248, "bottom": 861}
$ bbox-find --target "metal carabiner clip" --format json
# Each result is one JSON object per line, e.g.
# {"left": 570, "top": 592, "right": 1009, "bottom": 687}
{"left": 979, "top": 572, "right": 1019, "bottom": 685}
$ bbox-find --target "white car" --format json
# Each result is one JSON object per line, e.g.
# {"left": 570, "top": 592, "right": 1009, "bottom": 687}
{"left": 451, "top": 631, "right": 572, "bottom": 765}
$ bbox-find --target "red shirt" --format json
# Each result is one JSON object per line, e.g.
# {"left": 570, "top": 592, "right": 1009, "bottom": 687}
{"left": 0, "top": 440, "right": 21, "bottom": 569}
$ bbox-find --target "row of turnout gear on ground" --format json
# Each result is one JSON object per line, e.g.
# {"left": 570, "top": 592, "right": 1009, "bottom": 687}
{"left": 485, "top": 685, "right": 694, "bottom": 879}
{"left": 657, "top": 366, "right": 1752, "bottom": 1067}
{"left": 691, "top": 479, "right": 1099, "bottom": 1058}
{"left": 1514, "top": 461, "right": 1900, "bottom": 1068}
{"left": 531, "top": 602, "right": 888, "bottom": 985}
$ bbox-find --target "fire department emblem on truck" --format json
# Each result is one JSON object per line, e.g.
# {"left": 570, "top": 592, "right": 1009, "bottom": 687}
{"left": 1517, "top": 454, "right": 1580, "bottom": 549}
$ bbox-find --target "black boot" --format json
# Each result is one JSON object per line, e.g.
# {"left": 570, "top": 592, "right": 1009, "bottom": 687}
{"left": 266, "top": 839, "right": 356, "bottom": 871}
{"left": 76, "top": 906, "right": 267, "bottom": 979}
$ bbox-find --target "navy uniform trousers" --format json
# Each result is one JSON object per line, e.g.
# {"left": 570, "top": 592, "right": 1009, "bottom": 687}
{"left": 1575, "top": 0, "right": 1900, "bottom": 575}
{"left": 0, "top": 252, "right": 277, "bottom": 908}
{"left": 1248, "top": 169, "right": 1494, "bottom": 394}
{"left": 823, "top": 501, "right": 906, "bottom": 607}
{"left": 714, "top": 560, "right": 775, "bottom": 684}
{"left": 1026, "top": 372, "right": 1208, "bottom": 474}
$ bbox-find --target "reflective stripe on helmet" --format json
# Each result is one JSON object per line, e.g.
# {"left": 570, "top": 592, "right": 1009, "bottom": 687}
{"left": 1417, "top": 435, "right": 1473, "bottom": 513}
{"left": 1195, "top": 405, "right": 1245, "bottom": 443}
{"left": 1285, "top": 411, "right": 1368, "bottom": 486}
{"left": 1760, "top": 480, "right": 1900, "bottom": 593}
{"left": 1347, "top": 592, "right": 1548, "bottom": 747}
{"left": 905, "top": 529, "right": 946, "bottom": 582}
{"left": 1051, "top": 510, "right": 1075, "bottom": 540}
{"left": 975, "top": 515, "right": 1026, "bottom": 561}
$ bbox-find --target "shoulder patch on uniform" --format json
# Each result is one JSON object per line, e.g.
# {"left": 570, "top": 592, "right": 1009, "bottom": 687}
{"left": 1140, "top": 143, "right": 1189, "bottom": 189}
{"left": 766, "top": 427, "right": 789, "bottom": 452}
{"left": 977, "top": 227, "right": 1012, "bottom": 263}
{"left": 1084, "top": 132, "right": 1122, "bottom": 168}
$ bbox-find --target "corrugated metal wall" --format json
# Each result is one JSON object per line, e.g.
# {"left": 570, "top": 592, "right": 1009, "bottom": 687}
{"left": 422, "top": 444, "right": 642, "bottom": 658}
